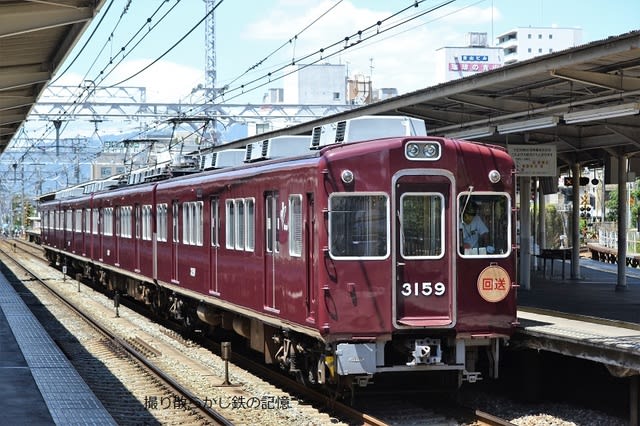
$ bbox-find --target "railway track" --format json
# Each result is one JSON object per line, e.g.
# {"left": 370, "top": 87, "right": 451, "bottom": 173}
{"left": 3, "top": 237, "right": 517, "bottom": 425}
{"left": 0, "top": 238, "right": 233, "bottom": 425}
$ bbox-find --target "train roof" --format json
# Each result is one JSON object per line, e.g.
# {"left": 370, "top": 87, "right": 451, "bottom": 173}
{"left": 36, "top": 115, "right": 510, "bottom": 203}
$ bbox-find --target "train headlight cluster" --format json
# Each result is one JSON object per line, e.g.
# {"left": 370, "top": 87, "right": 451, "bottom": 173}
{"left": 405, "top": 141, "right": 441, "bottom": 161}
{"left": 341, "top": 169, "right": 354, "bottom": 184}
{"left": 488, "top": 169, "right": 501, "bottom": 183}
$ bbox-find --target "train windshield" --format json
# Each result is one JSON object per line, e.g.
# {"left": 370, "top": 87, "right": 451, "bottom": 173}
{"left": 399, "top": 193, "right": 444, "bottom": 258}
{"left": 458, "top": 193, "right": 511, "bottom": 257}
{"left": 328, "top": 193, "right": 389, "bottom": 259}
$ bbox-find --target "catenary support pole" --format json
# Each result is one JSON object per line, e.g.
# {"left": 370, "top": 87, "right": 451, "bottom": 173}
{"left": 519, "top": 176, "right": 531, "bottom": 290}
{"left": 617, "top": 153, "right": 628, "bottom": 291}
{"left": 571, "top": 162, "right": 581, "bottom": 279}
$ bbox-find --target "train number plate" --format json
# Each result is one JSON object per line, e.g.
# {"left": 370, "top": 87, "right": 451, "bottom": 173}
{"left": 401, "top": 282, "right": 445, "bottom": 297}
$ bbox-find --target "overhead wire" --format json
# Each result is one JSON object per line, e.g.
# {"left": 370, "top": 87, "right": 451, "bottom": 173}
{"left": 152, "top": 0, "right": 445, "bottom": 130}
{"left": 10, "top": 0, "right": 468, "bottom": 190}
{"left": 48, "top": 1, "right": 180, "bottom": 127}
{"left": 211, "top": 0, "right": 454, "bottom": 103}
{"left": 95, "top": 0, "right": 188, "bottom": 87}
{"left": 340, "top": 0, "right": 487, "bottom": 58}
{"left": 15, "top": 0, "right": 184, "bottom": 169}
{"left": 48, "top": 0, "right": 118, "bottom": 86}
{"left": 224, "top": 0, "right": 345, "bottom": 89}
{"left": 79, "top": 0, "right": 459, "bottom": 157}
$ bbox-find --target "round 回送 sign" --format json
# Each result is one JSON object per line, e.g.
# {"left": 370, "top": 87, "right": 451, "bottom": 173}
{"left": 476, "top": 265, "right": 511, "bottom": 303}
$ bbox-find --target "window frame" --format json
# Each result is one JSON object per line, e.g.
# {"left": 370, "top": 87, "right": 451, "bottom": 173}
{"left": 289, "top": 194, "right": 303, "bottom": 257}
{"left": 328, "top": 192, "right": 390, "bottom": 260}
{"left": 457, "top": 191, "right": 512, "bottom": 258}
{"left": 399, "top": 192, "right": 445, "bottom": 260}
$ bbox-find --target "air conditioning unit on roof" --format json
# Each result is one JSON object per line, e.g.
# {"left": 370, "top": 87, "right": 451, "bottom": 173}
{"left": 310, "top": 115, "right": 427, "bottom": 149}
{"left": 245, "top": 136, "right": 310, "bottom": 162}
{"left": 200, "top": 149, "right": 245, "bottom": 170}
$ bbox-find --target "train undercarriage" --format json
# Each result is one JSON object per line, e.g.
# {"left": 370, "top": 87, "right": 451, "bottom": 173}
{"left": 47, "top": 249, "right": 505, "bottom": 394}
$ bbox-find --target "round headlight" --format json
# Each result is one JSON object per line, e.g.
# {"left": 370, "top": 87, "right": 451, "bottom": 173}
{"left": 423, "top": 143, "right": 437, "bottom": 158}
{"left": 406, "top": 143, "right": 420, "bottom": 158}
{"left": 341, "top": 169, "right": 354, "bottom": 184}
{"left": 488, "top": 169, "right": 501, "bottom": 183}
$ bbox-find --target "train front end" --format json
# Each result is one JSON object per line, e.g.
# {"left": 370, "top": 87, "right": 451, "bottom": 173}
{"left": 317, "top": 135, "right": 517, "bottom": 389}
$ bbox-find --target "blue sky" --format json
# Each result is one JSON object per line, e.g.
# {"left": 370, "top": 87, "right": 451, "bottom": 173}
{"left": 56, "top": 0, "right": 639, "bottom": 107}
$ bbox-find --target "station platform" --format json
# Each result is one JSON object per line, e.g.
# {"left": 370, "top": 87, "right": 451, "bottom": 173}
{"left": 518, "top": 256, "right": 640, "bottom": 324}
{"left": 0, "top": 272, "right": 116, "bottom": 425}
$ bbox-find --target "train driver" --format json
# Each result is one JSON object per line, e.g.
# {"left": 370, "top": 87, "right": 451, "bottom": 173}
{"left": 460, "top": 202, "right": 489, "bottom": 253}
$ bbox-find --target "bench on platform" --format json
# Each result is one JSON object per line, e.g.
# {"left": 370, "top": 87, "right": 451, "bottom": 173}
{"left": 537, "top": 248, "right": 572, "bottom": 279}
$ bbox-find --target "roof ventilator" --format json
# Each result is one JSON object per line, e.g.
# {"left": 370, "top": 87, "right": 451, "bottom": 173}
{"left": 310, "top": 115, "right": 427, "bottom": 149}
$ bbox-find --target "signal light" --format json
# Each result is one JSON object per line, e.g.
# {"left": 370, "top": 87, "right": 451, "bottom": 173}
{"left": 563, "top": 177, "right": 590, "bottom": 186}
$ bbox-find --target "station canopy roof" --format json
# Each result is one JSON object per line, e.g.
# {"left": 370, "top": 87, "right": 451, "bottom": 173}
{"left": 0, "top": 0, "right": 106, "bottom": 153}
{"left": 226, "top": 30, "right": 640, "bottom": 172}
{"left": 1, "top": 2, "right": 638, "bottom": 174}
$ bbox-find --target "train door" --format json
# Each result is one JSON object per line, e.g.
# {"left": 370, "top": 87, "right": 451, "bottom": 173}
{"left": 392, "top": 172, "right": 454, "bottom": 328}
{"left": 82, "top": 208, "right": 88, "bottom": 256}
{"left": 134, "top": 204, "right": 141, "bottom": 272}
{"left": 97, "top": 208, "right": 103, "bottom": 261}
{"left": 209, "top": 197, "right": 220, "bottom": 295}
{"left": 305, "top": 193, "right": 316, "bottom": 321}
{"left": 115, "top": 206, "right": 121, "bottom": 266}
{"left": 90, "top": 207, "right": 96, "bottom": 260}
{"left": 264, "top": 191, "right": 279, "bottom": 312}
{"left": 171, "top": 201, "right": 179, "bottom": 283}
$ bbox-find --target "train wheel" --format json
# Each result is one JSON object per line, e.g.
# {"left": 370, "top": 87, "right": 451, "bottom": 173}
{"left": 151, "top": 289, "right": 164, "bottom": 315}
{"left": 182, "top": 306, "right": 197, "bottom": 331}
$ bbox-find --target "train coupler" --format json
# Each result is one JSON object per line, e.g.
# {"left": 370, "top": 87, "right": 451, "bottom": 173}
{"left": 406, "top": 338, "right": 442, "bottom": 366}
{"left": 462, "top": 370, "right": 482, "bottom": 383}
{"left": 354, "top": 374, "right": 373, "bottom": 388}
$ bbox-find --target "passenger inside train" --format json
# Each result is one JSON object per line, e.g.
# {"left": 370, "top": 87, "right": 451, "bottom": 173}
{"left": 459, "top": 195, "right": 510, "bottom": 256}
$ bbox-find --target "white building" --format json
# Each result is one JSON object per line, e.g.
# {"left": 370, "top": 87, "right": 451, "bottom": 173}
{"left": 281, "top": 63, "right": 346, "bottom": 104}
{"left": 496, "top": 26, "right": 583, "bottom": 65}
{"left": 435, "top": 32, "right": 504, "bottom": 83}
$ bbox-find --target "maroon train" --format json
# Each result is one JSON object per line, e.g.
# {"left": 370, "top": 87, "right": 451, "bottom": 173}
{"left": 38, "top": 116, "right": 517, "bottom": 391}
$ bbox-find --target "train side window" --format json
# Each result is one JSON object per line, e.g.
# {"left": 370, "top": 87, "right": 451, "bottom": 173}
{"left": 195, "top": 201, "right": 203, "bottom": 246}
{"left": 400, "top": 193, "right": 444, "bottom": 258}
{"left": 245, "top": 198, "right": 255, "bottom": 251}
{"left": 92, "top": 209, "right": 98, "bottom": 235}
{"left": 328, "top": 193, "right": 389, "bottom": 259}
{"left": 222, "top": 198, "right": 254, "bottom": 251}
{"left": 289, "top": 195, "right": 303, "bottom": 257}
{"left": 135, "top": 205, "right": 141, "bottom": 239}
{"left": 65, "top": 209, "right": 72, "bottom": 231}
{"left": 172, "top": 202, "right": 179, "bottom": 243}
{"left": 104, "top": 207, "right": 113, "bottom": 236}
{"left": 265, "top": 193, "right": 279, "bottom": 254}
{"left": 116, "top": 207, "right": 122, "bottom": 237}
{"left": 75, "top": 209, "right": 82, "bottom": 232}
{"left": 181, "top": 201, "right": 203, "bottom": 246}
{"left": 142, "top": 205, "right": 152, "bottom": 240}
{"left": 458, "top": 193, "right": 510, "bottom": 257}
{"left": 211, "top": 198, "right": 219, "bottom": 247}
{"left": 182, "top": 202, "right": 191, "bottom": 244}
{"left": 85, "top": 209, "right": 91, "bottom": 234}
{"left": 121, "top": 206, "right": 132, "bottom": 238}
{"left": 157, "top": 203, "right": 168, "bottom": 242}
{"left": 226, "top": 200, "right": 235, "bottom": 249}
{"left": 235, "top": 199, "right": 245, "bottom": 250}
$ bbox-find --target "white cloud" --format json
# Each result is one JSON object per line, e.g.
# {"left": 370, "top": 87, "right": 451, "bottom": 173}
{"left": 54, "top": 60, "right": 204, "bottom": 104}
{"left": 240, "top": 1, "right": 499, "bottom": 95}
{"left": 102, "top": 59, "right": 204, "bottom": 103}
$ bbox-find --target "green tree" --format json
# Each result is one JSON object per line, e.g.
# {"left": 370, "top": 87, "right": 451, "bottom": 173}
{"left": 606, "top": 180, "right": 640, "bottom": 225}
{"left": 544, "top": 204, "right": 565, "bottom": 248}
